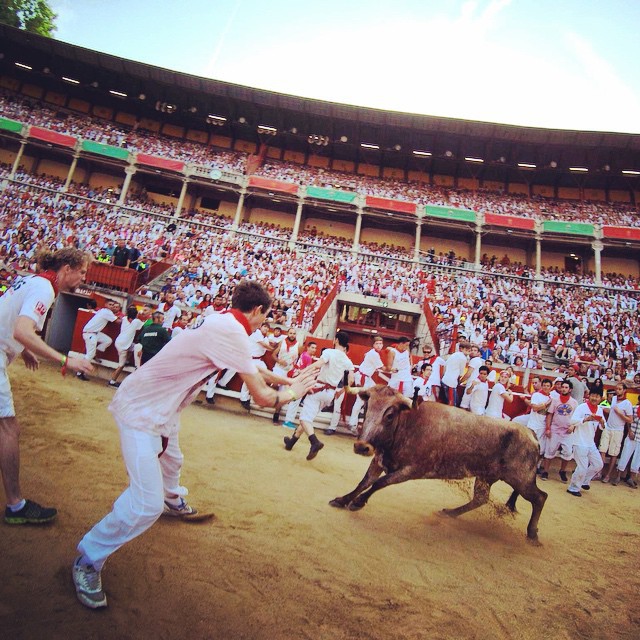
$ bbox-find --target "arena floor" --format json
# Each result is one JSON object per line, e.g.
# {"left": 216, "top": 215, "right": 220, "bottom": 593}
{"left": 2, "top": 363, "right": 638, "bottom": 640}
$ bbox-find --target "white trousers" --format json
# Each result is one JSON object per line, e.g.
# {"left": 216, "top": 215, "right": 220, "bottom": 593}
{"left": 77, "top": 424, "right": 185, "bottom": 570}
{"left": 240, "top": 361, "right": 266, "bottom": 402}
{"left": 568, "top": 443, "right": 604, "bottom": 492}
{"left": 617, "top": 436, "right": 640, "bottom": 474}
{"left": 348, "top": 375, "right": 376, "bottom": 428}
{"left": 83, "top": 332, "right": 113, "bottom": 361}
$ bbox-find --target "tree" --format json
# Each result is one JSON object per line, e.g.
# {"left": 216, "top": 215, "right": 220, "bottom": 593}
{"left": 0, "top": 0, "right": 57, "bottom": 37}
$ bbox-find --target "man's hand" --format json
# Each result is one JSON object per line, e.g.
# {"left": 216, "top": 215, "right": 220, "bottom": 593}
{"left": 66, "top": 356, "right": 94, "bottom": 375}
{"left": 21, "top": 349, "right": 39, "bottom": 371}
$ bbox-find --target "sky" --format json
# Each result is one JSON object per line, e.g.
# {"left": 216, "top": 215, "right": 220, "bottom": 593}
{"left": 48, "top": 0, "right": 640, "bottom": 134}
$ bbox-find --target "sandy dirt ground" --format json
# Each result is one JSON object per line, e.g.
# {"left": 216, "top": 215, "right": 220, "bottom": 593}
{"left": 1, "top": 363, "right": 639, "bottom": 640}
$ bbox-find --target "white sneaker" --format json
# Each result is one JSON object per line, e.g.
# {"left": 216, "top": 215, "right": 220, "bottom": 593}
{"left": 162, "top": 498, "right": 199, "bottom": 519}
{"left": 72, "top": 556, "right": 107, "bottom": 609}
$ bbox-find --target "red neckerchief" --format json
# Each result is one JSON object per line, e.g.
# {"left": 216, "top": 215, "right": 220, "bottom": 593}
{"left": 283, "top": 337, "right": 297, "bottom": 352}
{"left": 223, "top": 309, "right": 252, "bottom": 335}
{"left": 37, "top": 270, "right": 59, "bottom": 295}
{"left": 559, "top": 393, "right": 571, "bottom": 403}
{"left": 586, "top": 402, "right": 599, "bottom": 414}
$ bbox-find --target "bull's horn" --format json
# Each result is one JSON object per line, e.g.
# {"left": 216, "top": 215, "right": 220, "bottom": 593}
{"left": 345, "top": 386, "right": 363, "bottom": 395}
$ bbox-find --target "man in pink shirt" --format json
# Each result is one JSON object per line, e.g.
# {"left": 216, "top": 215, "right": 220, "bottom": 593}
{"left": 72, "top": 281, "right": 316, "bottom": 610}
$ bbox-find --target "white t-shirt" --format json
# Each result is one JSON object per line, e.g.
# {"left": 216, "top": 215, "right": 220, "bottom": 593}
{"left": 115, "top": 317, "right": 145, "bottom": 351}
{"left": 486, "top": 382, "right": 507, "bottom": 418}
{"left": 159, "top": 302, "right": 182, "bottom": 329}
{"left": 83, "top": 307, "right": 118, "bottom": 333}
{"left": 248, "top": 329, "right": 269, "bottom": 358}
{"left": 469, "top": 380, "right": 489, "bottom": 416}
{"left": 527, "top": 391, "right": 552, "bottom": 432}
{"left": 0, "top": 275, "right": 55, "bottom": 359}
{"left": 442, "top": 351, "right": 467, "bottom": 387}
{"left": 110, "top": 313, "right": 258, "bottom": 435}
{"left": 570, "top": 402, "right": 606, "bottom": 447}
{"left": 358, "top": 348, "right": 384, "bottom": 379}
{"left": 606, "top": 396, "right": 633, "bottom": 431}
{"left": 464, "top": 356, "right": 484, "bottom": 387}
{"left": 317, "top": 348, "right": 354, "bottom": 387}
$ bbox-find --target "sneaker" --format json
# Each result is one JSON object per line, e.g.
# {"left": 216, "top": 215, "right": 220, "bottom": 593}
{"left": 4, "top": 499, "right": 57, "bottom": 525}
{"left": 559, "top": 470, "right": 568, "bottom": 483}
{"left": 240, "top": 400, "right": 251, "bottom": 411}
{"left": 566, "top": 489, "right": 582, "bottom": 497}
{"left": 624, "top": 478, "right": 638, "bottom": 489}
{"left": 581, "top": 484, "right": 591, "bottom": 491}
{"left": 540, "top": 471, "right": 549, "bottom": 481}
{"left": 324, "top": 429, "right": 336, "bottom": 436}
{"left": 306, "top": 440, "right": 324, "bottom": 461}
{"left": 284, "top": 436, "right": 296, "bottom": 451}
{"left": 601, "top": 476, "right": 609, "bottom": 483}
{"left": 108, "top": 380, "right": 120, "bottom": 388}
{"left": 611, "top": 476, "right": 620, "bottom": 486}
{"left": 282, "top": 421, "right": 296, "bottom": 429}
{"left": 76, "top": 372, "right": 89, "bottom": 381}
{"left": 72, "top": 556, "right": 107, "bottom": 609}
{"left": 162, "top": 498, "right": 199, "bottom": 519}
{"left": 205, "top": 396, "right": 215, "bottom": 405}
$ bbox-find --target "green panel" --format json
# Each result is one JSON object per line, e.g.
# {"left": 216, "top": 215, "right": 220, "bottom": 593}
{"left": 542, "top": 221, "right": 594, "bottom": 236}
{"left": 0, "top": 117, "right": 24, "bottom": 134}
{"left": 306, "top": 185, "right": 357, "bottom": 203}
{"left": 424, "top": 205, "right": 476, "bottom": 222}
{"left": 81, "top": 140, "right": 130, "bottom": 161}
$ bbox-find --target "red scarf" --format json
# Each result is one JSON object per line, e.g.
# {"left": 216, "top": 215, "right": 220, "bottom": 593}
{"left": 37, "top": 270, "right": 59, "bottom": 295}
{"left": 586, "top": 402, "right": 599, "bottom": 414}
{"left": 559, "top": 393, "right": 571, "bottom": 403}
{"left": 223, "top": 309, "right": 252, "bottom": 335}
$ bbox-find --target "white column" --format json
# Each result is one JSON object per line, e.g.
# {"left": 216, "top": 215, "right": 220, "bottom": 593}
{"left": 535, "top": 233, "right": 542, "bottom": 277}
{"left": 288, "top": 198, "right": 304, "bottom": 249}
{"left": 474, "top": 224, "right": 482, "bottom": 269}
{"left": 174, "top": 177, "right": 190, "bottom": 218}
{"left": 592, "top": 239, "right": 603, "bottom": 285}
{"left": 352, "top": 206, "right": 363, "bottom": 253}
{"left": 414, "top": 219, "right": 423, "bottom": 263}
{"left": 232, "top": 186, "right": 247, "bottom": 231}
{"left": 10, "top": 139, "right": 27, "bottom": 178}
{"left": 63, "top": 151, "right": 80, "bottom": 191}
{"left": 118, "top": 164, "right": 137, "bottom": 205}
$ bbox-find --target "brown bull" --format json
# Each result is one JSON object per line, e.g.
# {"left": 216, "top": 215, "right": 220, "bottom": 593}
{"left": 330, "top": 386, "right": 547, "bottom": 541}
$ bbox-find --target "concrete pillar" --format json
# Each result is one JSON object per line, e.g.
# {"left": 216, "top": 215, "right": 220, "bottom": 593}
{"left": 174, "top": 177, "right": 190, "bottom": 218}
{"left": 535, "top": 234, "right": 542, "bottom": 277}
{"left": 288, "top": 198, "right": 304, "bottom": 249}
{"left": 232, "top": 186, "right": 247, "bottom": 231}
{"left": 118, "top": 164, "right": 137, "bottom": 205}
{"left": 63, "top": 151, "right": 80, "bottom": 191}
{"left": 352, "top": 206, "right": 363, "bottom": 253}
{"left": 10, "top": 139, "right": 28, "bottom": 178}
{"left": 592, "top": 239, "right": 603, "bottom": 285}
{"left": 414, "top": 219, "right": 423, "bottom": 263}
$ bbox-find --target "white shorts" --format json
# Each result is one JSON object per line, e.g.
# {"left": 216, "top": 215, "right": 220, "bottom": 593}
{"left": 543, "top": 431, "right": 574, "bottom": 461}
{"left": 598, "top": 429, "right": 624, "bottom": 457}
{"left": 117, "top": 347, "right": 132, "bottom": 367}
{"left": 299, "top": 387, "right": 335, "bottom": 424}
{"left": 0, "top": 350, "right": 15, "bottom": 418}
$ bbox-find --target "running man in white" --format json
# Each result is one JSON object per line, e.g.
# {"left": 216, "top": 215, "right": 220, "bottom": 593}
{"left": 1, "top": 248, "right": 92, "bottom": 525}
{"left": 239, "top": 322, "right": 274, "bottom": 410}
{"left": 441, "top": 341, "right": 472, "bottom": 406}
{"left": 386, "top": 337, "right": 413, "bottom": 399}
{"left": 108, "top": 305, "right": 148, "bottom": 388}
{"left": 72, "top": 280, "right": 317, "bottom": 609}
{"left": 284, "top": 331, "right": 354, "bottom": 460}
{"left": 566, "top": 387, "right": 605, "bottom": 497}
{"left": 77, "top": 298, "right": 121, "bottom": 381}
{"left": 610, "top": 403, "right": 640, "bottom": 488}
{"left": 271, "top": 327, "right": 301, "bottom": 424}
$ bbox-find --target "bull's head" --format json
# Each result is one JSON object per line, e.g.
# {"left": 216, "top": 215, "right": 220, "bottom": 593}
{"left": 353, "top": 385, "right": 411, "bottom": 456}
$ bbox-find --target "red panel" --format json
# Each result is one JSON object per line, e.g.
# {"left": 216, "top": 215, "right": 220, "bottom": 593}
{"left": 484, "top": 213, "right": 536, "bottom": 230}
{"left": 248, "top": 176, "right": 299, "bottom": 194}
{"left": 136, "top": 153, "right": 185, "bottom": 172}
{"left": 365, "top": 196, "right": 416, "bottom": 214}
{"left": 602, "top": 226, "right": 640, "bottom": 241}
{"left": 29, "top": 126, "right": 76, "bottom": 148}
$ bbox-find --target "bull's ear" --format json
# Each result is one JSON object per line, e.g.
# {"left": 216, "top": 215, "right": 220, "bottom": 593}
{"left": 397, "top": 398, "right": 412, "bottom": 412}
{"left": 358, "top": 389, "right": 370, "bottom": 401}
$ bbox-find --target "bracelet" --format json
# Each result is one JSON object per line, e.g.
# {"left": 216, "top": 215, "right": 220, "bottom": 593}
{"left": 60, "top": 354, "right": 68, "bottom": 377}
{"left": 286, "top": 388, "right": 298, "bottom": 401}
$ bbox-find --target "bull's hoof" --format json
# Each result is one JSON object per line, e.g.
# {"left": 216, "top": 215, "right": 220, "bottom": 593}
{"left": 347, "top": 501, "right": 365, "bottom": 511}
{"left": 440, "top": 508, "right": 459, "bottom": 518}
{"left": 526, "top": 535, "right": 542, "bottom": 547}
{"left": 329, "top": 498, "right": 347, "bottom": 509}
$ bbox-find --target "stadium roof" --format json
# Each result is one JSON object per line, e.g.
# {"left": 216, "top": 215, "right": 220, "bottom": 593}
{"left": 1, "top": 24, "right": 639, "bottom": 192}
